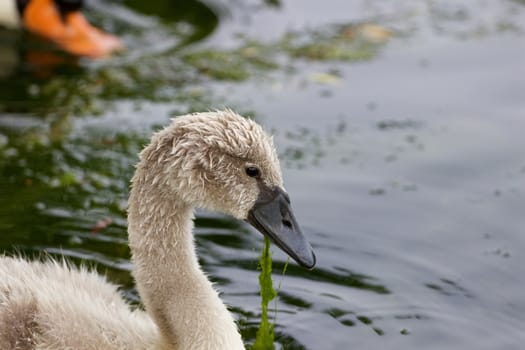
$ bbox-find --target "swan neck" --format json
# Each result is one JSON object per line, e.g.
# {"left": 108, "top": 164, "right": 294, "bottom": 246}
{"left": 128, "top": 179, "right": 244, "bottom": 349}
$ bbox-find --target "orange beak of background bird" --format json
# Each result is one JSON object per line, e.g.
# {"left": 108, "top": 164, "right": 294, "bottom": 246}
{"left": 23, "top": 0, "right": 123, "bottom": 58}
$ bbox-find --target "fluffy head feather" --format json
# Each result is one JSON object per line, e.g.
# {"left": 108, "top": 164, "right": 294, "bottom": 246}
{"left": 134, "top": 110, "right": 283, "bottom": 219}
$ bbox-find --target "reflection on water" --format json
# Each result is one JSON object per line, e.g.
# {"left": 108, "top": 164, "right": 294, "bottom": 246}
{"left": 1, "top": 2, "right": 395, "bottom": 119}
{"left": 1, "top": 0, "right": 525, "bottom": 349}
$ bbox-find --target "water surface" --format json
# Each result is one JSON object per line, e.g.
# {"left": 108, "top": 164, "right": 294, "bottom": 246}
{"left": 1, "top": 0, "right": 525, "bottom": 349}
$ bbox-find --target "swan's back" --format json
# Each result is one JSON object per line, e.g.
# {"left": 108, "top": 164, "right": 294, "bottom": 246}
{"left": 0, "top": 256, "right": 158, "bottom": 350}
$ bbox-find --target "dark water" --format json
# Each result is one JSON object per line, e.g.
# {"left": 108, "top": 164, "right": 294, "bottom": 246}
{"left": 1, "top": 0, "right": 525, "bottom": 349}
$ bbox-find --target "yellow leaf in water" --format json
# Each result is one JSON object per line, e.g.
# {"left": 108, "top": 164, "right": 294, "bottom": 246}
{"left": 242, "top": 46, "right": 259, "bottom": 58}
{"left": 309, "top": 72, "right": 341, "bottom": 85}
{"left": 358, "top": 24, "right": 392, "bottom": 43}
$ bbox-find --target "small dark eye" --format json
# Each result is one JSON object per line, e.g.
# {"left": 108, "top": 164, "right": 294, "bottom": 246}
{"left": 245, "top": 166, "right": 260, "bottom": 178}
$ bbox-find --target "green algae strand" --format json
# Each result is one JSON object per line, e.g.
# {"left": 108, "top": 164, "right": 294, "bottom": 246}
{"left": 252, "top": 237, "right": 276, "bottom": 350}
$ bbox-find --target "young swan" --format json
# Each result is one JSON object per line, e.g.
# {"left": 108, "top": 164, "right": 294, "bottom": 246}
{"left": 0, "top": 110, "right": 316, "bottom": 350}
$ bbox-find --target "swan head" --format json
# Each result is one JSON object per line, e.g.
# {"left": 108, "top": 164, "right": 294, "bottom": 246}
{"left": 139, "top": 110, "right": 316, "bottom": 268}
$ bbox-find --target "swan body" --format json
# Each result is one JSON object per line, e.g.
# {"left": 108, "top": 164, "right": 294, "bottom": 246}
{"left": 0, "top": 0, "right": 19, "bottom": 28}
{"left": 0, "top": 258, "right": 159, "bottom": 349}
{"left": 0, "top": 110, "right": 315, "bottom": 350}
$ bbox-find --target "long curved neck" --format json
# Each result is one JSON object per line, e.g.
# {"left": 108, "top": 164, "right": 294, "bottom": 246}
{"left": 128, "top": 172, "right": 245, "bottom": 350}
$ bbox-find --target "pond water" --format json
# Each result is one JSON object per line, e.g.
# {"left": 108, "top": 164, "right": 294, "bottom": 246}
{"left": 1, "top": 0, "right": 525, "bottom": 349}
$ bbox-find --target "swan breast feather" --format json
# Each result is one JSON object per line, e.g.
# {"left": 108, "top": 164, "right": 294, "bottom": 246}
{"left": 0, "top": 256, "right": 158, "bottom": 350}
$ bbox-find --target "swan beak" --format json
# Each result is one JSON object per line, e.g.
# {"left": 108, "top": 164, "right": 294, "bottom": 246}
{"left": 247, "top": 186, "right": 316, "bottom": 269}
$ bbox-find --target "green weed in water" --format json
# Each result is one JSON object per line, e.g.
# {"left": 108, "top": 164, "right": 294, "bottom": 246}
{"left": 252, "top": 237, "right": 276, "bottom": 350}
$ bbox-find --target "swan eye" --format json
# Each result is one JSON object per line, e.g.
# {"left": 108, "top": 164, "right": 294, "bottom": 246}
{"left": 245, "top": 166, "right": 260, "bottom": 178}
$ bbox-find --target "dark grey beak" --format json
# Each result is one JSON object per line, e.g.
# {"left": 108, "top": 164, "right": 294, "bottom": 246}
{"left": 247, "top": 186, "right": 316, "bottom": 269}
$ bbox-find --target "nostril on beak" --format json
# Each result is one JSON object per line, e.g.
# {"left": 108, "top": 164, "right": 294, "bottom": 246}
{"left": 282, "top": 219, "right": 292, "bottom": 229}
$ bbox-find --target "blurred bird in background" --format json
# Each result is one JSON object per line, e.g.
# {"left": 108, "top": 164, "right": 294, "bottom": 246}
{"left": 0, "top": 0, "right": 122, "bottom": 58}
